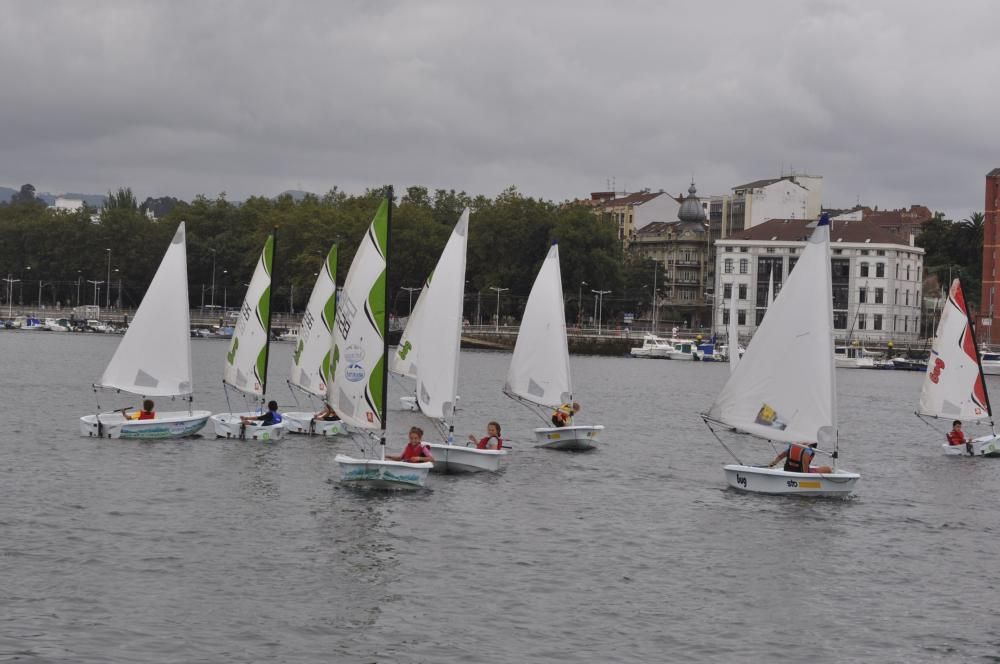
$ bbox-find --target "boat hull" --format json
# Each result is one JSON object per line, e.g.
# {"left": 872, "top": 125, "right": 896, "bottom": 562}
{"left": 425, "top": 443, "right": 505, "bottom": 473}
{"left": 942, "top": 434, "right": 1000, "bottom": 457}
{"left": 534, "top": 424, "right": 604, "bottom": 450}
{"left": 210, "top": 413, "right": 287, "bottom": 441}
{"left": 723, "top": 464, "right": 860, "bottom": 496}
{"left": 80, "top": 410, "right": 212, "bottom": 439}
{"left": 282, "top": 412, "right": 345, "bottom": 436}
{"left": 334, "top": 454, "right": 431, "bottom": 489}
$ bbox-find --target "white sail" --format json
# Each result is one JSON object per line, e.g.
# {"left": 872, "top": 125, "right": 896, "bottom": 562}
{"left": 707, "top": 216, "right": 836, "bottom": 445}
{"left": 417, "top": 209, "right": 468, "bottom": 420}
{"left": 99, "top": 222, "right": 193, "bottom": 396}
{"left": 390, "top": 281, "right": 428, "bottom": 381}
{"left": 328, "top": 199, "right": 389, "bottom": 431}
{"left": 728, "top": 295, "right": 740, "bottom": 375}
{"left": 918, "top": 279, "right": 991, "bottom": 421}
{"left": 223, "top": 234, "right": 274, "bottom": 397}
{"left": 505, "top": 243, "right": 572, "bottom": 409}
{"left": 289, "top": 244, "right": 338, "bottom": 399}
{"left": 766, "top": 268, "right": 774, "bottom": 308}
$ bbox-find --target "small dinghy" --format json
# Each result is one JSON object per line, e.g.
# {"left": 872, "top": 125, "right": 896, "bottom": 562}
{"left": 80, "top": 223, "right": 211, "bottom": 439}
{"left": 504, "top": 242, "right": 603, "bottom": 450}
{"left": 703, "top": 214, "right": 860, "bottom": 496}
{"left": 390, "top": 209, "right": 505, "bottom": 472}
{"left": 333, "top": 191, "right": 432, "bottom": 489}
{"left": 283, "top": 243, "right": 345, "bottom": 437}
{"left": 916, "top": 278, "right": 1000, "bottom": 457}
{"left": 209, "top": 232, "right": 287, "bottom": 442}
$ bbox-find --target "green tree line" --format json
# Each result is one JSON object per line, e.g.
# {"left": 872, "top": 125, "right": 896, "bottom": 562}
{"left": 916, "top": 211, "right": 984, "bottom": 309}
{"left": 1, "top": 184, "right": 656, "bottom": 323}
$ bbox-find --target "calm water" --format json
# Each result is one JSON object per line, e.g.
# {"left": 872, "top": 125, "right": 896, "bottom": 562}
{"left": 2, "top": 331, "right": 999, "bottom": 663}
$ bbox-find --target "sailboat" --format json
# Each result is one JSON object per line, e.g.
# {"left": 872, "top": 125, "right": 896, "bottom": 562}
{"left": 80, "top": 222, "right": 212, "bottom": 438}
{"left": 209, "top": 231, "right": 287, "bottom": 441}
{"left": 390, "top": 209, "right": 506, "bottom": 472}
{"left": 727, "top": 294, "right": 740, "bottom": 374}
{"left": 283, "top": 244, "right": 345, "bottom": 436}
{"left": 916, "top": 278, "right": 1000, "bottom": 457}
{"left": 333, "top": 191, "right": 433, "bottom": 489}
{"left": 504, "top": 242, "right": 604, "bottom": 450}
{"left": 703, "top": 214, "right": 860, "bottom": 495}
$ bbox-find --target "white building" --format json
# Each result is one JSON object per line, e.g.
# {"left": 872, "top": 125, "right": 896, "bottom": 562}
{"left": 51, "top": 197, "right": 85, "bottom": 212}
{"left": 714, "top": 218, "right": 925, "bottom": 346}
{"left": 729, "top": 175, "right": 823, "bottom": 232}
{"left": 586, "top": 190, "right": 681, "bottom": 247}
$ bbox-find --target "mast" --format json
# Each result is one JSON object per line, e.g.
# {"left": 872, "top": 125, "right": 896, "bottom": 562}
{"left": 380, "top": 187, "right": 392, "bottom": 459}
{"left": 261, "top": 227, "right": 277, "bottom": 397}
{"left": 961, "top": 277, "right": 994, "bottom": 427}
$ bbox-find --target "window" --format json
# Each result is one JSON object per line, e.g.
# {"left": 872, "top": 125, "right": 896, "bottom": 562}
{"left": 876, "top": 263, "right": 885, "bottom": 278}
{"left": 722, "top": 309, "right": 730, "bottom": 325}
{"left": 906, "top": 265, "right": 911, "bottom": 280}
{"left": 766, "top": 247, "right": 775, "bottom": 254}
{"left": 739, "top": 259, "right": 748, "bottom": 274}
{"left": 896, "top": 264, "right": 900, "bottom": 279}
{"left": 834, "top": 312, "right": 848, "bottom": 329}
{"left": 860, "top": 262, "right": 869, "bottom": 277}
{"left": 905, "top": 291, "right": 910, "bottom": 306}
{"left": 789, "top": 257, "right": 799, "bottom": 273}
{"left": 861, "top": 249, "right": 870, "bottom": 255}
{"left": 738, "top": 284, "right": 748, "bottom": 300}
{"left": 893, "top": 315, "right": 898, "bottom": 331}
{"left": 833, "top": 249, "right": 843, "bottom": 255}
{"left": 894, "top": 288, "right": 899, "bottom": 304}
{"left": 723, "top": 283, "right": 732, "bottom": 299}
{"left": 875, "top": 287, "right": 884, "bottom": 304}
{"left": 755, "top": 309, "right": 766, "bottom": 325}
{"left": 789, "top": 248, "right": 797, "bottom": 254}
{"left": 738, "top": 309, "right": 746, "bottom": 325}
{"left": 724, "top": 258, "right": 733, "bottom": 273}
{"left": 916, "top": 292, "right": 920, "bottom": 307}
{"left": 917, "top": 266, "right": 921, "bottom": 280}
{"left": 740, "top": 246, "right": 748, "bottom": 253}
{"left": 725, "top": 246, "right": 733, "bottom": 253}
{"left": 858, "top": 313, "right": 866, "bottom": 330}
{"left": 904, "top": 317, "right": 908, "bottom": 332}
{"left": 859, "top": 287, "right": 867, "bottom": 304}
{"left": 877, "top": 250, "right": 886, "bottom": 256}
{"left": 874, "top": 314, "right": 883, "bottom": 330}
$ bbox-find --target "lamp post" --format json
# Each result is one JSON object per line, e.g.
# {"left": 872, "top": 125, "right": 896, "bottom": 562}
{"left": 578, "top": 281, "right": 587, "bottom": 328}
{"left": 114, "top": 268, "right": 121, "bottom": 308}
{"left": 105, "top": 249, "right": 112, "bottom": 308}
{"left": 210, "top": 248, "right": 217, "bottom": 308}
{"left": 652, "top": 261, "right": 659, "bottom": 335}
{"left": 476, "top": 290, "right": 481, "bottom": 327}
{"left": 76, "top": 271, "right": 82, "bottom": 308}
{"left": 402, "top": 286, "right": 421, "bottom": 315}
{"left": 3, "top": 275, "right": 20, "bottom": 318}
{"left": 592, "top": 289, "right": 611, "bottom": 336}
{"left": 88, "top": 280, "right": 104, "bottom": 308}
{"left": 490, "top": 286, "right": 508, "bottom": 333}
{"left": 222, "top": 269, "right": 228, "bottom": 311}
{"left": 22, "top": 266, "right": 30, "bottom": 305}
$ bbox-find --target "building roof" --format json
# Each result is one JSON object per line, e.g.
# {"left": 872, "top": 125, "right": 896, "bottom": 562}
{"left": 732, "top": 177, "right": 782, "bottom": 190}
{"left": 988, "top": 168, "right": 1000, "bottom": 178}
{"left": 634, "top": 219, "right": 707, "bottom": 239}
{"left": 677, "top": 181, "right": 707, "bottom": 222}
{"left": 723, "top": 218, "right": 917, "bottom": 246}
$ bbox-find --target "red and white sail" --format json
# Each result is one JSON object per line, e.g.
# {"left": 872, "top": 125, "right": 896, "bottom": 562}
{"left": 918, "top": 279, "right": 991, "bottom": 421}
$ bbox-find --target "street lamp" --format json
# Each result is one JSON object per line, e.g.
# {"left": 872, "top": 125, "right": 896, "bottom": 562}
{"left": 222, "top": 269, "right": 228, "bottom": 311}
{"left": 592, "top": 289, "right": 611, "bottom": 335}
{"left": 76, "top": 271, "right": 82, "bottom": 308}
{"left": 402, "top": 286, "right": 421, "bottom": 315}
{"left": 105, "top": 248, "right": 112, "bottom": 308}
{"left": 88, "top": 279, "right": 104, "bottom": 308}
{"left": 578, "top": 281, "right": 587, "bottom": 328}
{"left": 490, "top": 286, "right": 508, "bottom": 333}
{"left": 210, "top": 248, "right": 217, "bottom": 308}
{"left": 3, "top": 275, "right": 20, "bottom": 318}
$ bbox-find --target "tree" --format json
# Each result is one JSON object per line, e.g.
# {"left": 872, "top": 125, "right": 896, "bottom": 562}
{"left": 10, "top": 183, "right": 37, "bottom": 204}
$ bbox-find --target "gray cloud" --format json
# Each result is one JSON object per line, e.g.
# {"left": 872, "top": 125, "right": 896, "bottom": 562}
{"left": 1, "top": 0, "right": 997, "bottom": 219}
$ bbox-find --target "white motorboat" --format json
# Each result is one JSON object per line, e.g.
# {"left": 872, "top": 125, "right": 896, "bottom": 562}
{"left": 629, "top": 334, "right": 673, "bottom": 359}
{"left": 80, "top": 223, "right": 211, "bottom": 439}
{"left": 333, "top": 192, "right": 432, "bottom": 488}
{"left": 662, "top": 337, "right": 699, "bottom": 360}
{"left": 44, "top": 317, "right": 71, "bottom": 332}
{"left": 917, "top": 279, "right": 1000, "bottom": 457}
{"left": 505, "top": 243, "right": 603, "bottom": 450}
{"left": 283, "top": 243, "right": 345, "bottom": 437}
{"left": 834, "top": 345, "right": 877, "bottom": 369}
{"left": 209, "top": 232, "right": 287, "bottom": 441}
{"left": 703, "top": 213, "right": 861, "bottom": 496}
{"left": 980, "top": 351, "right": 1000, "bottom": 376}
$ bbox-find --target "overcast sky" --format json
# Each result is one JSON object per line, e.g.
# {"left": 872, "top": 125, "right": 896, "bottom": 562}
{"left": 1, "top": 0, "right": 997, "bottom": 219}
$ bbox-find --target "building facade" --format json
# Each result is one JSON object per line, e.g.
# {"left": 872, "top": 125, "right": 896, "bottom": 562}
{"left": 981, "top": 168, "right": 1000, "bottom": 337}
{"left": 728, "top": 175, "right": 823, "bottom": 233}
{"left": 715, "top": 218, "right": 925, "bottom": 346}
{"left": 587, "top": 190, "right": 680, "bottom": 248}
{"left": 630, "top": 182, "right": 713, "bottom": 328}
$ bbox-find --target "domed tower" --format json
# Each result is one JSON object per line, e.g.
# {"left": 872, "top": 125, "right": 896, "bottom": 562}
{"left": 678, "top": 181, "right": 707, "bottom": 223}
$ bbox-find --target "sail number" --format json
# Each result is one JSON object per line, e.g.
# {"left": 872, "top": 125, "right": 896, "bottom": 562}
{"left": 929, "top": 358, "right": 945, "bottom": 384}
{"left": 735, "top": 473, "right": 747, "bottom": 488}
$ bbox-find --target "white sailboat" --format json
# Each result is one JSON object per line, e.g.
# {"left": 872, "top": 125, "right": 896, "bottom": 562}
{"left": 283, "top": 244, "right": 345, "bottom": 436}
{"left": 390, "top": 209, "right": 506, "bottom": 472}
{"left": 504, "top": 242, "right": 604, "bottom": 450}
{"left": 209, "top": 232, "right": 287, "bottom": 441}
{"left": 916, "top": 278, "right": 1000, "bottom": 457}
{"left": 727, "top": 295, "right": 741, "bottom": 374}
{"left": 80, "top": 223, "right": 212, "bottom": 439}
{"left": 334, "top": 192, "right": 433, "bottom": 489}
{"left": 703, "top": 214, "right": 860, "bottom": 495}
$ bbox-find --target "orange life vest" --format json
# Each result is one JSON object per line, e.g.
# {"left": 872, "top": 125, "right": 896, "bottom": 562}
{"left": 946, "top": 430, "right": 965, "bottom": 446}
{"left": 784, "top": 445, "right": 811, "bottom": 472}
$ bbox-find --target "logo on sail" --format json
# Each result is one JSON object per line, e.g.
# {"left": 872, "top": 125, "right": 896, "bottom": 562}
{"left": 755, "top": 403, "right": 787, "bottom": 430}
{"left": 344, "top": 344, "right": 366, "bottom": 382}
{"left": 929, "top": 357, "right": 945, "bottom": 384}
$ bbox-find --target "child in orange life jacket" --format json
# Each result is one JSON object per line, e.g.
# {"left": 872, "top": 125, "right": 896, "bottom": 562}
{"left": 551, "top": 402, "right": 581, "bottom": 428}
{"left": 468, "top": 421, "right": 503, "bottom": 450}
{"left": 767, "top": 442, "right": 834, "bottom": 473}
{"left": 129, "top": 399, "right": 156, "bottom": 420}
{"left": 946, "top": 420, "right": 966, "bottom": 446}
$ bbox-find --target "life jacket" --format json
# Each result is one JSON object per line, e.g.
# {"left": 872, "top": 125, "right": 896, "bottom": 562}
{"left": 401, "top": 442, "right": 430, "bottom": 461}
{"left": 137, "top": 411, "right": 156, "bottom": 420}
{"left": 272, "top": 411, "right": 282, "bottom": 424}
{"left": 946, "top": 430, "right": 965, "bottom": 446}
{"left": 783, "top": 445, "right": 811, "bottom": 472}
{"left": 477, "top": 436, "right": 503, "bottom": 450}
